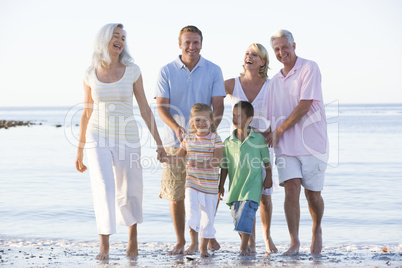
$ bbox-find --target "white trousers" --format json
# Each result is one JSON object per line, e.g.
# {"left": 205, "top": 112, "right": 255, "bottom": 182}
{"left": 185, "top": 188, "right": 218, "bottom": 239}
{"left": 86, "top": 134, "right": 143, "bottom": 235}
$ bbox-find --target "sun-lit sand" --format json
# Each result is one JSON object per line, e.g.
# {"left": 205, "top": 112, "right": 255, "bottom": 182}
{"left": 1, "top": 237, "right": 401, "bottom": 267}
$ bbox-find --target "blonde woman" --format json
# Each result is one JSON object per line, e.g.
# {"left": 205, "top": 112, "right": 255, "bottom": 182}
{"left": 225, "top": 43, "right": 277, "bottom": 253}
{"left": 75, "top": 23, "right": 165, "bottom": 259}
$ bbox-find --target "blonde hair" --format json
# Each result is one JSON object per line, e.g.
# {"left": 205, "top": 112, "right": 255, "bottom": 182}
{"left": 189, "top": 103, "right": 216, "bottom": 133}
{"left": 240, "top": 43, "right": 269, "bottom": 80}
{"left": 178, "top": 25, "right": 203, "bottom": 43}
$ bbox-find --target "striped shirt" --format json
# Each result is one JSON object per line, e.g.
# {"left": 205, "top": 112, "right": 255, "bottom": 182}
{"left": 181, "top": 132, "right": 224, "bottom": 194}
{"left": 84, "top": 63, "right": 141, "bottom": 143}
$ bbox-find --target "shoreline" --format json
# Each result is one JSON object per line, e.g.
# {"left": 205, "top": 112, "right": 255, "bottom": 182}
{"left": 1, "top": 237, "right": 401, "bottom": 267}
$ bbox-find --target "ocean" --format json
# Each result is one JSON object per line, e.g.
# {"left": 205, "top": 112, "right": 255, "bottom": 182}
{"left": 1, "top": 103, "right": 401, "bottom": 250}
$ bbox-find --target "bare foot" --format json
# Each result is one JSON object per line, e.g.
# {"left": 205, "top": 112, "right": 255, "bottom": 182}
{"left": 283, "top": 241, "right": 300, "bottom": 256}
{"left": 167, "top": 242, "right": 185, "bottom": 255}
{"left": 239, "top": 249, "right": 250, "bottom": 256}
{"left": 96, "top": 248, "right": 109, "bottom": 260}
{"left": 266, "top": 236, "right": 278, "bottom": 253}
{"left": 126, "top": 239, "right": 138, "bottom": 256}
{"left": 96, "top": 237, "right": 109, "bottom": 260}
{"left": 248, "top": 244, "right": 256, "bottom": 254}
{"left": 200, "top": 250, "right": 210, "bottom": 257}
{"left": 184, "top": 243, "right": 199, "bottom": 255}
{"left": 208, "top": 238, "right": 220, "bottom": 251}
{"left": 311, "top": 227, "right": 322, "bottom": 254}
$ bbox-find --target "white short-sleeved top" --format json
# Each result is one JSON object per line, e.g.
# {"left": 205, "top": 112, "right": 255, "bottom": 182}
{"left": 230, "top": 77, "right": 271, "bottom": 132}
{"left": 84, "top": 63, "right": 141, "bottom": 143}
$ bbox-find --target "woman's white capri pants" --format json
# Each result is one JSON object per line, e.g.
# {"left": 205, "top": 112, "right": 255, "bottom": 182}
{"left": 86, "top": 134, "right": 143, "bottom": 235}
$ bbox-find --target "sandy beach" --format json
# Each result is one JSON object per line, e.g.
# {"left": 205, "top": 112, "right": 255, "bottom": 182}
{"left": 1, "top": 237, "right": 401, "bottom": 267}
{"left": 1, "top": 105, "right": 402, "bottom": 267}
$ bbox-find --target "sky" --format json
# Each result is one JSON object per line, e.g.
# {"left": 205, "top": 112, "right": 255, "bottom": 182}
{"left": 0, "top": 0, "right": 401, "bottom": 107}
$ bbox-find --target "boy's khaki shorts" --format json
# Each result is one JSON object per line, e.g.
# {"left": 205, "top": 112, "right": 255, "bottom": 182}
{"left": 159, "top": 147, "right": 186, "bottom": 201}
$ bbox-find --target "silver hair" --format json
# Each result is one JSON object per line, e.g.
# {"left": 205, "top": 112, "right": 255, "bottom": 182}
{"left": 90, "top": 23, "right": 134, "bottom": 70}
{"left": 270, "top": 29, "right": 294, "bottom": 48}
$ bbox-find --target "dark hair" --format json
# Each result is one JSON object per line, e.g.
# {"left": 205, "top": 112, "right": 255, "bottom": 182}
{"left": 234, "top": 101, "right": 254, "bottom": 118}
{"left": 179, "top": 25, "right": 203, "bottom": 43}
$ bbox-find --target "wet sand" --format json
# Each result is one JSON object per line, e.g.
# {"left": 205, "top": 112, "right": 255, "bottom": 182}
{"left": 1, "top": 238, "right": 401, "bottom": 267}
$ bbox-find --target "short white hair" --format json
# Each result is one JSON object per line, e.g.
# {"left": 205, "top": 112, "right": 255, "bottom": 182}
{"left": 90, "top": 23, "right": 134, "bottom": 70}
{"left": 270, "top": 29, "right": 295, "bottom": 48}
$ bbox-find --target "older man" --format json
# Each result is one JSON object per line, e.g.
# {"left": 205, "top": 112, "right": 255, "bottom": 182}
{"left": 267, "top": 29, "right": 328, "bottom": 255}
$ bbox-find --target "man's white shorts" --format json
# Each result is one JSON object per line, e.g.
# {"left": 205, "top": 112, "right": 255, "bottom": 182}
{"left": 276, "top": 155, "right": 327, "bottom": 191}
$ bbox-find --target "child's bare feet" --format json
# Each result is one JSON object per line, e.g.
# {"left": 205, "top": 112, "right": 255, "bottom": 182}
{"left": 266, "top": 236, "right": 278, "bottom": 253}
{"left": 200, "top": 250, "right": 210, "bottom": 257}
{"left": 208, "top": 238, "right": 220, "bottom": 251}
{"left": 239, "top": 248, "right": 250, "bottom": 256}
{"left": 167, "top": 242, "right": 185, "bottom": 255}
{"left": 248, "top": 243, "right": 256, "bottom": 254}
{"left": 184, "top": 243, "right": 199, "bottom": 255}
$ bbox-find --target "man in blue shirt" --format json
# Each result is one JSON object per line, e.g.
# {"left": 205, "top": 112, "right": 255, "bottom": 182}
{"left": 155, "top": 25, "right": 225, "bottom": 255}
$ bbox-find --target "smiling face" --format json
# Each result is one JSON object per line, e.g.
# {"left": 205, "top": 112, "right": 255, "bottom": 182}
{"left": 232, "top": 107, "right": 252, "bottom": 131}
{"left": 108, "top": 27, "right": 125, "bottom": 56}
{"left": 179, "top": 32, "right": 202, "bottom": 64}
{"left": 272, "top": 36, "right": 296, "bottom": 69}
{"left": 191, "top": 110, "right": 212, "bottom": 135}
{"left": 244, "top": 46, "right": 265, "bottom": 72}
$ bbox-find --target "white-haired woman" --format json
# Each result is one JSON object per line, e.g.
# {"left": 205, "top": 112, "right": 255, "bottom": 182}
{"left": 75, "top": 23, "right": 165, "bottom": 259}
{"left": 225, "top": 43, "right": 277, "bottom": 254}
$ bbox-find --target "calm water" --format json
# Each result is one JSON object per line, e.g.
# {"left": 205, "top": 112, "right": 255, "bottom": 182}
{"left": 0, "top": 103, "right": 401, "bottom": 246}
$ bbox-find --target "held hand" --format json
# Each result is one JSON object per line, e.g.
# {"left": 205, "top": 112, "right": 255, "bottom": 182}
{"left": 263, "top": 175, "right": 273, "bottom": 189}
{"left": 188, "top": 159, "right": 208, "bottom": 169}
{"left": 188, "top": 159, "right": 202, "bottom": 168}
{"left": 174, "top": 126, "right": 187, "bottom": 142}
{"left": 75, "top": 152, "right": 87, "bottom": 173}
{"left": 156, "top": 146, "right": 168, "bottom": 163}
{"left": 267, "top": 130, "right": 282, "bottom": 148}
{"left": 218, "top": 186, "right": 224, "bottom": 200}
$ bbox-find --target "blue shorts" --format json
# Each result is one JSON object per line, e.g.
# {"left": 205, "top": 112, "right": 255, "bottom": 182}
{"left": 230, "top": 201, "right": 259, "bottom": 235}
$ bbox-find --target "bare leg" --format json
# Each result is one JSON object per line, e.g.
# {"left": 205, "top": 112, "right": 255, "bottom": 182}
{"left": 97, "top": 234, "right": 110, "bottom": 259}
{"left": 168, "top": 200, "right": 186, "bottom": 255}
{"left": 283, "top": 179, "right": 301, "bottom": 255}
{"left": 248, "top": 219, "right": 256, "bottom": 253}
{"left": 239, "top": 233, "right": 251, "bottom": 256}
{"left": 200, "top": 238, "right": 210, "bottom": 257}
{"left": 126, "top": 224, "right": 138, "bottom": 256}
{"left": 184, "top": 228, "right": 199, "bottom": 255}
{"left": 260, "top": 194, "right": 278, "bottom": 253}
{"left": 305, "top": 189, "right": 324, "bottom": 254}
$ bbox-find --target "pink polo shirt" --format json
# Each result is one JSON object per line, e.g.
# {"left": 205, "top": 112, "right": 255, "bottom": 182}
{"left": 267, "top": 57, "right": 328, "bottom": 156}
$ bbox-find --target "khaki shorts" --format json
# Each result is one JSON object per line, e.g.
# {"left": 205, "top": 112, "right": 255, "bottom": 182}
{"left": 159, "top": 147, "right": 186, "bottom": 201}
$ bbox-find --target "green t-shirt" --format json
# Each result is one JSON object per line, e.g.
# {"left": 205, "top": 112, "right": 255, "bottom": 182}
{"left": 221, "top": 128, "right": 270, "bottom": 205}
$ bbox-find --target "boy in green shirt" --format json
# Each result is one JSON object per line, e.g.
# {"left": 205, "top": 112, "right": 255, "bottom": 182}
{"left": 219, "top": 101, "right": 272, "bottom": 255}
